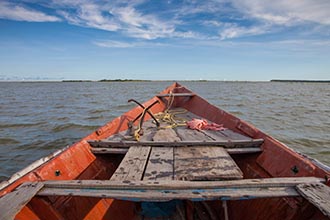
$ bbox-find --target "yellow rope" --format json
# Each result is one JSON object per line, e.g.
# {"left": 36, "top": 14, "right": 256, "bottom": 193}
{"left": 134, "top": 91, "right": 187, "bottom": 141}
{"left": 155, "top": 109, "right": 187, "bottom": 129}
{"left": 152, "top": 90, "right": 188, "bottom": 129}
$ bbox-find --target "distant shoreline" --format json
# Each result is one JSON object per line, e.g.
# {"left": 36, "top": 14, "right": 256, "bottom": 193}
{"left": 271, "top": 79, "right": 330, "bottom": 83}
{"left": 0, "top": 79, "right": 329, "bottom": 83}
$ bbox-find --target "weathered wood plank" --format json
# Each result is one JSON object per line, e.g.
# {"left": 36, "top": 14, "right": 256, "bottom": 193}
{"left": 90, "top": 147, "right": 262, "bottom": 155}
{"left": 91, "top": 148, "right": 128, "bottom": 154}
{"left": 110, "top": 146, "right": 151, "bottom": 181}
{"left": 152, "top": 128, "right": 181, "bottom": 142}
{"left": 0, "top": 182, "right": 44, "bottom": 220}
{"left": 175, "top": 126, "right": 214, "bottom": 142}
{"left": 220, "top": 129, "right": 251, "bottom": 140}
{"left": 38, "top": 186, "right": 299, "bottom": 202}
{"left": 42, "top": 177, "right": 325, "bottom": 190}
{"left": 199, "top": 130, "right": 231, "bottom": 141}
{"left": 139, "top": 120, "right": 159, "bottom": 142}
{"left": 174, "top": 146, "right": 243, "bottom": 180}
{"left": 106, "top": 133, "right": 126, "bottom": 141}
{"left": 88, "top": 139, "right": 264, "bottom": 148}
{"left": 226, "top": 147, "right": 262, "bottom": 154}
{"left": 37, "top": 177, "right": 325, "bottom": 202}
{"left": 144, "top": 147, "right": 174, "bottom": 180}
{"left": 297, "top": 183, "right": 330, "bottom": 217}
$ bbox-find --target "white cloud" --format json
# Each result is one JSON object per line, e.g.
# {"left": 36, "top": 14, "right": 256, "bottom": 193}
{"left": 93, "top": 40, "right": 137, "bottom": 48}
{"left": 58, "top": 3, "right": 119, "bottom": 31}
{"left": 231, "top": 0, "right": 330, "bottom": 25}
{"left": 93, "top": 39, "right": 169, "bottom": 48}
{"left": 56, "top": 1, "right": 181, "bottom": 40}
{"left": 2, "top": 0, "right": 329, "bottom": 42}
{"left": 110, "top": 6, "right": 176, "bottom": 39}
{"left": 0, "top": 1, "right": 60, "bottom": 22}
{"left": 219, "top": 23, "right": 269, "bottom": 40}
{"left": 203, "top": 20, "right": 223, "bottom": 27}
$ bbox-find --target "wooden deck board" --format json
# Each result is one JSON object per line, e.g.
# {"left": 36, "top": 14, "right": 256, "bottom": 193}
{"left": 0, "top": 182, "right": 44, "bottom": 220}
{"left": 175, "top": 126, "right": 214, "bottom": 142}
{"left": 143, "top": 147, "right": 174, "bottom": 181}
{"left": 137, "top": 119, "right": 160, "bottom": 142}
{"left": 220, "top": 129, "right": 251, "bottom": 140}
{"left": 152, "top": 128, "right": 181, "bottom": 142}
{"left": 101, "top": 108, "right": 254, "bottom": 144}
{"left": 174, "top": 146, "right": 243, "bottom": 181}
{"left": 297, "top": 183, "right": 330, "bottom": 217}
{"left": 199, "top": 130, "right": 231, "bottom": 141}
{"left": 96, "top": 109, "right": 262, "bottom": 182}
{"left": 110, "top": 146, "right": 151, "bottom": 181}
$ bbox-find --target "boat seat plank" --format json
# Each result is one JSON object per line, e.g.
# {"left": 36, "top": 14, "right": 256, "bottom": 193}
{"left": 37, "top": 177, "right": 325, "bottom": 202}
{"left": 174, "top": 146, "right": 243, "bottom": 181}
{"left": 110, "top": 146, "right": 151, "bottom": 181}
{"left": 38, "top": 186, "right": 298, "bottom": 202}
{"left": 89, "top": 139, "right": 264, "bottom": 148}
{"left": 297, "top": 183, "right": 330, "bottom": 217}
{"left": 41, "top": 177, "right": 325, "bottom": 190}
{"left": 0, "top": 182, "right": 44, "bottom": 220}
{"left": 90, "top": 147, "right": 262, "bottom": 155}
{"left": 143, "top": 147, "right": 174, "bottom": 181}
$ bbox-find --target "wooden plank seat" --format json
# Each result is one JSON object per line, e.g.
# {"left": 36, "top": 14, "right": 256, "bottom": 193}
{"left": 1, "top": 177, "right": 326, "bottom": 218}
{"left": 90, "top": 147, "right": 262, "bottom": 155}
{"left": 2, "top": 177, "right": 323, "bottom": 202}
{"left": 0, "top": 182, "right": 44, "bottom": 220}
{"left": 89, "top": 139, "right": 264, "bottom": 148}
{"left": 297, "top": 183, "right": 330, "bottom": 217}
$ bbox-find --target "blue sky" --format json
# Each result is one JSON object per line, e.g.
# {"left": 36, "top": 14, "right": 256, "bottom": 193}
{"left": 0, "top": 0, "right": 329, "bottom": 81}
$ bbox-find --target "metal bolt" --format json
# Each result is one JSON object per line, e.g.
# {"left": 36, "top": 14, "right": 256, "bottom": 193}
{"left": 55, "top": 170, "right": 61, "bottom": 176}
{"left": 291, "top": 166, "right": 299, "bottom": 174}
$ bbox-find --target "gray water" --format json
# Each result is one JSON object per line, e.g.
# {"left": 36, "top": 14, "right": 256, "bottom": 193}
{"left": 0, "top": 81, "right": 329, "bottom": 181}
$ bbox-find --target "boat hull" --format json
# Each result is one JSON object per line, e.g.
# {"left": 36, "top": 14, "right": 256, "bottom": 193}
{"left": 0, "top": 82, "right": 329, "bottom": 220}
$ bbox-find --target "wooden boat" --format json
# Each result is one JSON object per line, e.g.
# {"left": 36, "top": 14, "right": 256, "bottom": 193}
{"left": 1, "top": 82, "right": 330, "bottom": 220}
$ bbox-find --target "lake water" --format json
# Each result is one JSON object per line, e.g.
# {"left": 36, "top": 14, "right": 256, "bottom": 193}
{"left": 0, "top": 81, "right": 329, "bottom": 181}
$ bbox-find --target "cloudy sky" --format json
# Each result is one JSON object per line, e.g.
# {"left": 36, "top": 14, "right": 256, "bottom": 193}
{"left": 0, "top": 0, "right": 329, "bottom": 80}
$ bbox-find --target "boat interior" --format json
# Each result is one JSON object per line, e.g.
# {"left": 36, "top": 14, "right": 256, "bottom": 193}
{"left": 1, "top": 83, "right": 329, "bottom": 220}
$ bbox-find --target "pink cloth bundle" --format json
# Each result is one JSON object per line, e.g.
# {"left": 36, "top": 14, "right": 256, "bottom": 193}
{"left": 186, "top": 118, "right": 226, "bottom": 131}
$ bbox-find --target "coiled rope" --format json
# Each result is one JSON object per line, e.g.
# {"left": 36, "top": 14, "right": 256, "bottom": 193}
{"left": 154, "top": 91, "right": 187, "bottom": 129}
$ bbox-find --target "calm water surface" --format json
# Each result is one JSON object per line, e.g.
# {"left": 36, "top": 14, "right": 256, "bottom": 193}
{"left": 0, "top": 81, "right": 329, "bottom": 181}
